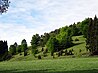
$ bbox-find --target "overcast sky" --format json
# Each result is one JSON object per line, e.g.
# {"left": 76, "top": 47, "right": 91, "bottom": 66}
{"left": 0, "top": 0, "right": 98, "bottom": 46}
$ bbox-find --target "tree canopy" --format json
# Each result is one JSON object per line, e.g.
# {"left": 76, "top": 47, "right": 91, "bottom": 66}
{"left": 0, "top": 0, "right": 10, "bottom": 14}
{"left": 86, "top": 15, "right": 98, "bottom": 55}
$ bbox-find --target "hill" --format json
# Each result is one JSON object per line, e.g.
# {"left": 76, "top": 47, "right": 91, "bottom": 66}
{"left": 9, "top": 35, "right": 88, "bottom": 61}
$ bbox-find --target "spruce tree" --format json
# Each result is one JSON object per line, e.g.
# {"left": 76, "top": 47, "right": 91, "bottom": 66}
{"left": 86, "top": 15, "right": 98, "bottom": 55}
{"left": 21, "top": 39, "right": 28, "bottom": 56}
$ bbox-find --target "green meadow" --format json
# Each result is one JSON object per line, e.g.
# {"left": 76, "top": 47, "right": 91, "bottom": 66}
{"left": 0, "top": 58, "right": 98, "bottom": 73}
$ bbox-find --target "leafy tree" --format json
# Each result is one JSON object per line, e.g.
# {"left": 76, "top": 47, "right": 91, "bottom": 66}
{"left": 40, "top": 33, "right": 50, "bottom": 47}
{"left": 14, "top": 42, "right": 18, "bottom": 48}
{"left": 9, "top": 45, "right": 16, "bottom": 55}
{"left": 21, "top": 39, "right": 28, "bottom": 56}
{"left": 71, "top": 23, "right": 79, "bottom": 36}
{"left": 38, "top": 55, "right": 41, "bottom": 59}
{"left": 46, "top": 37, "right": 59, "bottom": 56}
{"left": 57, "top": 27, "right": 73, "bottom": 50}
{"left": 0, "top": 0, "right": 10, "bottom": 14}
{"left": 31, "top": 34, "right": 40, "bottom": 56}
{"left": 80, "top": 18, "right": 89, "bottom": 38}
{"left": 16, "top": 45, "right": 22, "bottom": 55}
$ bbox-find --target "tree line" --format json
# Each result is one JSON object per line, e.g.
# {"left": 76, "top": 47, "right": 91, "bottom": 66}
{"left": 0, "top": 16, "right": 98, "bottom": 60}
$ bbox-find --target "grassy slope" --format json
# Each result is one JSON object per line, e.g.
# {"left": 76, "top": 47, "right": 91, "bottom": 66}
{"left": 1, "top": 35, "right": 98, "bottom": 73}
{"left": 66, "top": 35, "right": 87, "bottom": 56}
{"left": 10, "top": 35, "right": 87, "bottom": 61}
{"left": 0, "top": 58, "right": 98, "bottom": 73}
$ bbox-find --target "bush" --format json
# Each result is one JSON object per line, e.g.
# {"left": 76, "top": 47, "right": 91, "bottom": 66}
{"left": 68, "top": 50, "right": 73, "bottom": 55}
{"left": 58, "top": 52, "right": 60, "bottom": 57}
{"left": 41, "top": 47, "right": 44, "bottom": 52}
{"left": 65, "top": 49, "right": 68, "bottom": 55}
{"left": 79, "top": 49, "right": 82, "bottom": 53}
{"left": 38, "top": 55, "right": 41, "bottom": 59}
{"left": 20, "top": 53, "right": 22, "bottom": 55}
{"left": 43, "top": 51, "right": 47, "bottom": 57}
{"left": 43, "top": 48, "right": 48, "bottom": 54}
{"left": 35, "top": 49, "right": 38, "bottom": 54}
{"left": 5, "top": 54, "right": 12, "bottom": 60}
{"left": 61, "top": 50, "right": 64, "bottom": 56}
{"left": 75, "top": 38, "right": 79, "bottom": 41}
{"left": 24, "top": 51, "right": 27, "bottom": 56}
{"left": 51, "top": 52, "right": 54, "bottom": 56}
{"left": 45, "top": 48, "right": 48, "bottom": 53}
{"left": 72, "top": 49, "right": 74, "bottom": 52}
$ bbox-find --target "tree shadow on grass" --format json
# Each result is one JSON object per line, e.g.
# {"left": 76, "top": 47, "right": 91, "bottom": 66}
{"left": 73, "top": 42, "right": 85, "bottom": 46}
{"left": 0, "top": 69, "right": 98, "bottom": 73}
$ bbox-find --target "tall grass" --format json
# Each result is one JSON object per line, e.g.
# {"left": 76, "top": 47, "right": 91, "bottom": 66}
{"left": 0, "top": 58, "right": 98, "bottom": 73}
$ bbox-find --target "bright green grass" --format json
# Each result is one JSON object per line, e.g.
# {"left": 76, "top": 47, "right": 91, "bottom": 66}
{"left": 66, "top": 35, "right": 87, "bottom": 56}
{"left": 1, "top": 58, "right": 98, "bottom": 73}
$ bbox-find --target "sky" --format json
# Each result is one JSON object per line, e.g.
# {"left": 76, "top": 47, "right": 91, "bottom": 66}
{"left": 0, "top": 0, "right": 98, "bottom": 46}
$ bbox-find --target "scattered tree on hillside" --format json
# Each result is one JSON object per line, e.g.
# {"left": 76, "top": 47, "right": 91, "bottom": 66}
{"left": 71, "top": 23, "right": 80, "bottom": 36}
{"left": 40, "top": 33, "right": 50, "bottom": 47}
{"left": 9, "top": 45, "right": 16, "bottom": 55}
{"left": 31, "top": 34, "right": 40, "bottom": 56}
{"left": 16, "top": 45, "right": 22, "bottom": 55}
{"left": 9, "top": 42, "right": 18, "bottom": 55}
{"left": 80, "top": 18, "right": 89, "bottom": 38}
{"left": 86, "top": 15, "right": 98, "bottom": 55}
{"left": 14, "top": 42, "right": 18, "bottom": 48}
{"left": 21, "top": 39, "right": 28, "bottom": 56}
{"left": 46, "top": 37, "right": 59, "bottom": 56}
{"left": 0, "top": 40, "right": 8, "bottom": 61}
{"left": 56, "top": 26, "right": 73, "bottom": 50}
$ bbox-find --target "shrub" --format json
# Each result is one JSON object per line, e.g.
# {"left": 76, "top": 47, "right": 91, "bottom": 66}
{"left": 51, "top": 52, "right": 54, "bottom": 56}
{"left": 20, "top": 53, "right": 22, "bottom": 55}
{"left": 5, "top": 54, "right": 12, "bottom": 60}
{"left": 45, "top": 48, "right": 48, "bottom": 53}
{"left": 43, "top": 51, "right": 47, "bottom": 57}
{"left": 69, "top": 50, "right": 73, "bottom": 55}
{"left": 79, "top": 49, "right": 82, "bottom": 53}
{"left": 38, "top": 55, "right": 41, "bottom": 59}
{"left": 65, "top": 49, "right": 68, "bottom": 55}
{"left": 72, "top": 49, "right": 74, "bottom": 52}
{"left": 43, "top": 48, "right": 48, "bottom": 54}
{"left": 41, "top": 47, "right": 44, "bottom": 52}
{"left": 61, "top": 50, "right": 63, "bottom": 56}
{"left": 35, "top": 49, "right": 38, "bottom": 54}
{"left": 58, "top": 51, "right": 61, "bottom": 56}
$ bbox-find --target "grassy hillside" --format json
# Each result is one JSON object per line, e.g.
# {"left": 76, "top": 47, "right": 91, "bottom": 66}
{"left": 1, "top": 35, "right": 97, "bottom": 73}
{"left": 9, "top": 35, "right": 88, "bottom": 62}
{"left": 1, "top": 58, "right": 98, "bottom": 73}
{"left": 9, "top": 35, "right": 88, "bottom": 61}
{"left": 66, "top": 35, "right": 87, "bottom": 56}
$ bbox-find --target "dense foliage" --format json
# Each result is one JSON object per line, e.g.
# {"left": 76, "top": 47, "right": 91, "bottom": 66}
{"left": 31, "top": 34, "right": 40, "bottom": 56}
{"left": 86, "top": 15, "right": 98, "bottom": 55}
{"left": 0, "top": 0, "right": 10, "bottom": 14}
{"left": 46, "top": 37, "right": 59, "bottom": 56}
{"left": 9, "top": 45, "right": 16, "bottom": 55}
{"left": 0, "top": 41, "right": 8, "bottom": 61}
{"left": 21, "top": 39, "right": 28, "bottom": 56}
